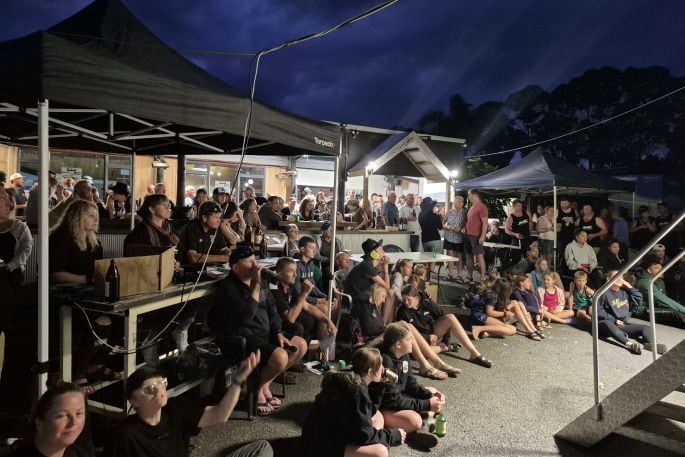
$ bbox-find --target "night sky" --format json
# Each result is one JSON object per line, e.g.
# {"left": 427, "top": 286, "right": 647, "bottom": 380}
{"left": 2, "top": 0, "right": 684, "bottom": 129}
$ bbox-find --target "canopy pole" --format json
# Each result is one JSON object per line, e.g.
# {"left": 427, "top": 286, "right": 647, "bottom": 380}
{"left": 38, "top": 99, "right": 50, "bottom": 397}
{"left": 326, "top": 129, "right": 343, "bottom": 362}
{"left": 177, "top": 153, "right": 186, "bottom": 211}
{"left": 130, "top": 150, "right": 136, "bottom": 230}
{"left": 553, "top": 185, "right": 557, "bottom": 272}
{"left": 632, "top": 191, "right": 636, "bottom": 220}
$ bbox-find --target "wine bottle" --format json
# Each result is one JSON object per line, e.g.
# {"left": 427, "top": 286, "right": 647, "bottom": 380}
{"left": 104, "top": 259, "right": 120, "bottom": 302}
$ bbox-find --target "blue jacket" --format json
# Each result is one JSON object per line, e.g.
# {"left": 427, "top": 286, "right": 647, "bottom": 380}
{"left": 596, "top": 287, "right": 643, "bottom": 324}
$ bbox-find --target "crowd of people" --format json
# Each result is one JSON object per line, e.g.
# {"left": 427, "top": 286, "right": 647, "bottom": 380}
{"left": 0, "top": 167, "right": 683, "bottom": 457}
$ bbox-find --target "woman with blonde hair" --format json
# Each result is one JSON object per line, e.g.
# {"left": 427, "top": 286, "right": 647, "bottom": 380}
{"left": 50, "top": 200, "right": 119, "bottom": 389}
{"left": 301, "top": 347, "right": 405, "bottom": 457}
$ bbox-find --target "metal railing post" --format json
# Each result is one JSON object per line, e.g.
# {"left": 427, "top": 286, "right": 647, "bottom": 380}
{"left": 591, "top": 210, "right": 685, "bottom": 420}
{"left": 648, "top": 250, "right": 685, "bottom": 362}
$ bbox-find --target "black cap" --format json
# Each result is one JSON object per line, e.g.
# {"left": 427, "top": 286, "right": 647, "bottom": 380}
{"left": 213, "top": 186, "right": 228, "bottom": 195}
{"left": 229, "top": 243, "right": 255, "bottom": 266}
{"left": 199, "top": 201, "right": 222, "bottom": 217}
{"left": 362, "top": 238, "right": 383, "bottom": 255}
{"left": 321, "top": 221, "right": 332, "bottom": 231}
{"left": 126, "top": 366, "right": 165, "bottom": 399}
{"left": 109, "top": 181, "right": 130, "bottom": 196}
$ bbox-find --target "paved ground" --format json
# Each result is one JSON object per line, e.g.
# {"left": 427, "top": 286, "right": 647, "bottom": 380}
{"left": 189, "top": 285, "right": 685, "bottom": 457}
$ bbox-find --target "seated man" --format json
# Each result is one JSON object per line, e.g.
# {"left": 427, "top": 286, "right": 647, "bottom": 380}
{"left": 294, "top": 236, "right": 337, "bottom": 316}
{"left": 272, "top": 257, "right": 337, "bottom": 344}
{"left": 343, "top": 239, "right": 396, "bottom": 325}
{"left": 635, "top": 256, "right": 685, "bottom": 328}
{"left": 209, "top": 245, "right": 307, "bottom": 416}
{"left": 258, "top": 195, "right": 284, "bottom": 230}
{"left": 596, "top": 270, "right": 666, "bottom": 355}
{"left": 178, "top": 201, "right": 230, "bottom": 265}
{"left": 516, "top": 246, "right": 539, "bottom": 274}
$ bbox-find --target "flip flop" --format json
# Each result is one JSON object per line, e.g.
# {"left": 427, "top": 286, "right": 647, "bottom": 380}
{"left": 418, "top": 367, "right": 448, "bottom": 380}
{"left": 256, "top": 402, "right": 275, "bottom": 416}
{"left": 265, "top": 396, "right": 282, "bottom": 409}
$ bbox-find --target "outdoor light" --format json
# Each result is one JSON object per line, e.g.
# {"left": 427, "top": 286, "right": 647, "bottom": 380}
{"left": 366, "top": 161, "right": 376, "bottom": 173}
{"left": 450, "top": 169, "right": 459, "bottom": 178}
{"left": 152, "top": 160, "right": 169, "bottom": 169}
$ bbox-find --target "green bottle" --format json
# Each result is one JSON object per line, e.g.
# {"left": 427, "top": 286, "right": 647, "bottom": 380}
{"left": 435, "top": 413, "right": 446, "bottom": 437}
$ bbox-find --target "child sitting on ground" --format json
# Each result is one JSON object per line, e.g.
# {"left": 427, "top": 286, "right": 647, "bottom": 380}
{"left": 413, "top": 264, "right": 428, "bottom": 291}
{"left": 569, "top": 270, "right": 594, "bottom": 322}
{"left": 301, "top": 347, "right": 405, "bottom": 457}
{"left": 537, "top": 272, "right": 575, "bottom": 324}
{"left": 374, "top": 323, "right": 442, "bottom": 450}
{"left": 511, "top": 274, "right": 547, "bottom": 331}
{"left": 470, "top": 277, "right": 543, "bottom": 341}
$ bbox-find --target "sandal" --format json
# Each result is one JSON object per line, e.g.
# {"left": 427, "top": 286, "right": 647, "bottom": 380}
{"left": 438, "top": 342, "right": 461, "bottom": 353}
{"left": 525, "top": 332, "right": 542, "bottom": 342}
{"left": 418, "top": 367, "right": 448, "bottom": 380}
{"left": 439, "top": 363, "right": 461, "bottom": 377}
{"left": 535, "top": 331, "right": 546, "bottom": 339}
{"left": 265, "top": 396, "right": 282, "bottom": 409}
{"left": 626, "top": 342, "right": 642, "bottom": 355}
{"left": 469, "top": 355, "right": 493, "bottom": 368}
{"left": 256, "top": 402, "right": 275, "bottom": 416}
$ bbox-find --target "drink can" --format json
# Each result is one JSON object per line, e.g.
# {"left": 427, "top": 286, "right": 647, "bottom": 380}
{"left": 338, "top": 360, "right": 347, "bottom": 370}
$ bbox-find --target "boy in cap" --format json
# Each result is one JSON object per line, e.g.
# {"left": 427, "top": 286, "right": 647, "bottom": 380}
{"left": 177, "top": 201, "right": 230, "bottom": 265}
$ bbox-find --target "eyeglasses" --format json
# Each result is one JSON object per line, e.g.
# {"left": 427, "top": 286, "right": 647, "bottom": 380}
{"left": 139, "top": 377, "right": 168, "bottom": 396}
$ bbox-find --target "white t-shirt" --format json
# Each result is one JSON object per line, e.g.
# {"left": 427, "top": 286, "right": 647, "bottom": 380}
{"left": 399, "top": 204, "right": 421, "bottom": 234}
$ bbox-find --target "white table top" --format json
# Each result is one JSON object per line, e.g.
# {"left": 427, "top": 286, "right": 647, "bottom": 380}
{"left": 484, "top": 241, "right": 520, "bottom": 250}
{"left": 350, "top": 252, "right": 460, "bottom": 264}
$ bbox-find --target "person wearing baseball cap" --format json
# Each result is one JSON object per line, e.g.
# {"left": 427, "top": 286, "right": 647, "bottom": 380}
{"left": 9, "top": 173, "right": 27, "bottom": 215}
{"left": 209, "top": 242, "right": 307, "bottom": 416}
{"left": 343, "top": 238, "right": 389, "bottom": 308}
{"left": 212, "top": 186, "right": 229, "bottom": 207}
{"left": 107, "top": 356, "right": 272, "bottom": 457}
{"left": 177, "top": 201, "right": 229, "bottom": 265}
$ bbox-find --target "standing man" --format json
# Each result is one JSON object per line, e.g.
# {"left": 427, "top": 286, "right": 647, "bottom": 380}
{"left": 465, "top": 189, "right": 488, "bottom": 281}
{"left": 243, "top": 185, "right": 256, "bottom": 203}
{"left": 399, "top": 193, "right": 421, "bottom": 252}
{"left": 9, "top": 173, "right": 27, "bottom": 216}
{"left": 154, "top": 182, "right": 175, "bottom": 209}
{"left": 382, "top": 191, "right": 400, "bottom": 227}
{"left": 504, "top": 199, "right": 534, "bottom": 262}
{"left": 556, "top": 196, "right": 579, "bottom": 260}
{"left": 184, "top": 185, "right": 196, "bottom": 207}
{"left": 213, "top": 186, "right": 230, "bottom": 210}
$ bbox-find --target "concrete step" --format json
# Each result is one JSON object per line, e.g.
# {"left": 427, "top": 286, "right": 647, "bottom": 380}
{"left": 646, "top": 401, "right": 685, "bottom": 423}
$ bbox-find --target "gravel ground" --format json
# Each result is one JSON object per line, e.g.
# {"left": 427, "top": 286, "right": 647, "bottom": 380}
{"left": 190, "top": 296, "right": 685, "bottom": 457}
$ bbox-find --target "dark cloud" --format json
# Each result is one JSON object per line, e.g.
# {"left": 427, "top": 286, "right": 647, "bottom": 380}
{"left": 2, "top": 0, "right": 684, "bottom": 129}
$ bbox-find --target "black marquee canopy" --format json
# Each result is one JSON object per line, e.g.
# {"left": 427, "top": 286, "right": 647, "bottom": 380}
{"left": 0, "top": 0, "right": 340, "bottom": 157}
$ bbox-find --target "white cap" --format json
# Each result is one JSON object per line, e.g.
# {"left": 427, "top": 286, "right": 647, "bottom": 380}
{"left": 9, "top": 173, "right": 23, "bottom": 181}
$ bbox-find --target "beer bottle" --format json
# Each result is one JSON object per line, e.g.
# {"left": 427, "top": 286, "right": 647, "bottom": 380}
{"left": 104, "top": 259, "right": 120, "bottom": 302}
{"left": 259, "top": 229, "right": 268, "bottom": 259}
{"left": 253, "top": 223, "right": 261, "bottom": 248}
{"left": 435, "top": 413, "right": 447, "bottom": 437}
{"left": 244, "top": 224, "right": 253, "bottom": 247}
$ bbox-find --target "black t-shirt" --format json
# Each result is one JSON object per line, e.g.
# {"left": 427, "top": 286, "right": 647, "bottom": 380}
{"left": 178, "top": 220, "right": 226, "bottom": 264}
{"left": 258, "top": 205, "right": 282, "bottom": 230}
{"left": 418, "top": 211, "right": 442, "bottom": 243}
{"left": 105, "top": 397, "right": 203, "bottom": 457}
{"left": 12, "top": 421, "right": 95, "bottom": 457}
{"left": 49, "top": 226, "right": 103, "bottom": 277}
{"left": 272, "top": 283, "right": 298, "bottom": 315}
{"left": 343, "top": 257, "right": 378, "bottom": 304}
{"left": 0, "top": 230, "right": 16, "bottom": 264}
{"left": 557, "top": 208, "right": 577, "bottom": 239}
{"left": 510, "top": 213, "right": 530, "bottom": 237}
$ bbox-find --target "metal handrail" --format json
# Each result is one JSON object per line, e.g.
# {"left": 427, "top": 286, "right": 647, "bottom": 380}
{"left": 591, "top": 210, "right": 685, "bottom": 420}
{"left": 648, "top": 249, "right": 685, "bottom": 362}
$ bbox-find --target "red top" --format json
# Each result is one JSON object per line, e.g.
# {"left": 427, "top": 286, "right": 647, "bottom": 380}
{"left": 466, "top": 201, "right": 488, "bottom": 236}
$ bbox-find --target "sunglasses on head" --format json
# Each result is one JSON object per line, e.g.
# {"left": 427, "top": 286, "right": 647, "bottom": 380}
{"left": 139, "top": 377, "right": 168, "bottom": 396}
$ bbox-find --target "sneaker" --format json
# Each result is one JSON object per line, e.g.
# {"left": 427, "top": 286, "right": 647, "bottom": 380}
{"left": 172, "top": 327, "right": 189, "bottom": 353}
{"left": 406, "top": 430, "right": 439, "bottom": 450}
{"left": 644, "top": 343, "right": 668, "bottom": 355}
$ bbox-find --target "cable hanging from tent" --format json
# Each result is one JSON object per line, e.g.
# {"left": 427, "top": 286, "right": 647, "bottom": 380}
{"left": 468, "top": 84, "right": 685, "bottom": 159}
{"left": 97, "top": 0, "right": 400, "bottom": 355}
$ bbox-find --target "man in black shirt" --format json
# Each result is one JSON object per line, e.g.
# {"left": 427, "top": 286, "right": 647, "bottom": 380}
{"left": 209, "top": 245, "right": 307, "bottom": 415}
{"left": 258, "top": 195, "right": 284, "bottom": 230}
{"left": 272, "top": 257, "right": 337, "bottom": 343}
{"left": 177, "top": 201, "right": 230, "bottom": 265}
{"left": 343, "top": 238, "right": 395, "bottom": 324}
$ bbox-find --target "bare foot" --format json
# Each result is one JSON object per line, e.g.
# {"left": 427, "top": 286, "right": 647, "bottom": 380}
{"left": 472, "top": 329, "right": 489, "bottom": 340}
